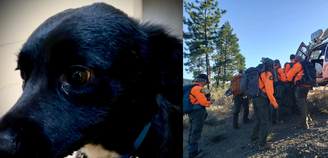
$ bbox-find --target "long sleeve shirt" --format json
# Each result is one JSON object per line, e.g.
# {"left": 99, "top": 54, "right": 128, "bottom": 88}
{"left": 189, "top": 83, "right": 211, "bottom": 107}
{"left": 284, "top": 59, "right": 295, "bottom": 74}
{"left": 286, "top": 61, "right": 311, "bottom": 87}
{"left": 259, "top": 71, "right": 278, "bottom": 108}
{"left": 275, "top": 66, "right": 286, "bottom": 82}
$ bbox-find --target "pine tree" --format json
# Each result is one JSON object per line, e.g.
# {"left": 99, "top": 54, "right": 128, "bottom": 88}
{"left": 213, "top": 21, "right": 245, "bottom": 89}
{"left": 183, "top": 0, "right": 226, "bottom": 90}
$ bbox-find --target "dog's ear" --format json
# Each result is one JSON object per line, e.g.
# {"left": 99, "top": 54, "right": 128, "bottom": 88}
{"left": 136, "top": 23, "right": 182, "bottom": 105}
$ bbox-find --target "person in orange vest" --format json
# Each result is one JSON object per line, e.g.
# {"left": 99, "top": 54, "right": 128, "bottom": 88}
{"left": 285, "top": 54, "right": 296, "bottom": 74}
{"left": 286, "top": 56, "right": 312, "bottom": 129}
{"left": 249, "top": 58, "right": 278, "bottom": 151}
{"left": 271, "top": 59, "right": 287, "bottom": 125}
{"left": 285, "top": 54, "right": 299, "bottom": 115}
{"left": 188, "top": 74, "right": 214, "bottom": 158}
{"left": 274, "top": 60, "right": 287, "bottom": 83}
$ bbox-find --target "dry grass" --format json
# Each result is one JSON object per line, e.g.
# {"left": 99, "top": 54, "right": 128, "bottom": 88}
{"left": 202, "top": 124, "right": 226, "bottom": 142}
{"left": 307, "top": 86, "right": 328, "bottom": 113}
{"left": 267, "top": 130, "right": 275, "bottom": 141}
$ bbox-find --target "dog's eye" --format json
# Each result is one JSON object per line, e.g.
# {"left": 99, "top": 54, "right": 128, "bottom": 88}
{"left": 65, "top": 66, "right": 91, "bottom": 87}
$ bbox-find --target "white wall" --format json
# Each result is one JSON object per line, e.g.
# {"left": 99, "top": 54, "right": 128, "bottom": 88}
{"left": 142, "top": 0, "right": 183, "bottom": 39}
{"left": 0, "top": 0, "right": 142, "bottom": 116}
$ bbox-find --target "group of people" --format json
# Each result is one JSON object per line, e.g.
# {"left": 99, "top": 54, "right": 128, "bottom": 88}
{"left": 186, "top": 54, "right": 313, "bottom": 158}
{"left": 239, "top": 55, "right": 312, "bottom": 151}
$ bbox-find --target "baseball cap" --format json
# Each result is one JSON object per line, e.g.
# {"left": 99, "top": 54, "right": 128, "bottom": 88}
{"left": 196, "top": 74, "right": 208, "bottom": 82}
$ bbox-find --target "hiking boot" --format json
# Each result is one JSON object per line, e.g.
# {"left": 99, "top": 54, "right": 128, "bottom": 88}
{"left": 243, "top": 118, "right": 252, "bottom": 124}
{"left": 189, "top": 149, "right": 206, "bottom": 158}
{"left": 259, "top": 142, "right": 272, "bottom": 151}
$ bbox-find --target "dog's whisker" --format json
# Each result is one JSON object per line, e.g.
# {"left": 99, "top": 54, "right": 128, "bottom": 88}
{"left": 131, "top": 50, "right": 139, "bottom": 59}
{"left": 61, "top": 84, "right": 69, "bottom": 95}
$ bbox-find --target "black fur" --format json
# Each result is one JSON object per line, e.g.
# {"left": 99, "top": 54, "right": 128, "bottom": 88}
{"left": 0, "top": 3, "right": 182, "bottom": 158}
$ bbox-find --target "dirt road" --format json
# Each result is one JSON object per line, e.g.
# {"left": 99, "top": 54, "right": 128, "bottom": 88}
{"left": 183, "top": 108, "right": 328, "bottom": 158}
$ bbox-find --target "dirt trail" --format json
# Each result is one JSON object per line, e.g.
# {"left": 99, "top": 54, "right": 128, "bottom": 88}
{"left": 183, "top": 106, "right": 328, "bottom": 158}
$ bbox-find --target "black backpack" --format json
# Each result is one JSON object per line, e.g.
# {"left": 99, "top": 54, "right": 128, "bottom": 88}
{"left": 295, "top": 60, "right": 316, "bottom": 86}
{"left": 240, "top": 67, "right": 265, "bottom": 97}
{"left": 289, "top": 62, "right": 295, "bottom": 69}
{"left": 273, "top": 68, "right": 285, "bottom": 98}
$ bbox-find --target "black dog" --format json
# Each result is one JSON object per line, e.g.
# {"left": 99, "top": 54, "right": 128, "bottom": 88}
{"left": 0, "top": 3, "right": 182, "bottom": 158}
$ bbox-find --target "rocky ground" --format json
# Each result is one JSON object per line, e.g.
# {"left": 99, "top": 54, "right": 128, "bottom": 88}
{"left": 183, "top": 105, "right": 328, "bottom": 158}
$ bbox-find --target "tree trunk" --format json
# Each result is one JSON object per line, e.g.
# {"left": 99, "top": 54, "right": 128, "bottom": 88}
{"left": 223, "top": 50, "right": 227, "bottom": 90}
{"left": 204, "top": 0, "right": 211, "bottom": 90}
{"left": 223, "top": 35, "right": 228, "bottom": 89}
{"left": 206, "top": 54, "right": 211, "bottom": 90}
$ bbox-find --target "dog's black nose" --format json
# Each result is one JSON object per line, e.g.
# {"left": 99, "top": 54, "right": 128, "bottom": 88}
{"left": 0, "top": 133, "right": 16, "bottom": 157}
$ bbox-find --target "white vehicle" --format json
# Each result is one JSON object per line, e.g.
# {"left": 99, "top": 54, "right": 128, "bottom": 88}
{"left": 295, "top": 28, "right": 328, "bottom": 92}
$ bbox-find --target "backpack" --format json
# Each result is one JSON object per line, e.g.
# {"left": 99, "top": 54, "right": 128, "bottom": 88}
{"left": 230, "top": 75, "right": 242, "bottom": 96}
{"left": 240, "top": 67, "right": 265, "bottom": 97}
{"left": 273, "top": 81, "right": 285, "bottom": 99}
{"left": 273, "top": 68, "right": 286, "bottom": 99}
{"left": 295, "top": 60, "right": 316, "bottom": 86}
{"left": 285, "top": 62, "right": 295, "bottom": 73}
{"left": 289, "top": 62, "right": 295, "bottom": 69}
{"left": 183, "top": 84, "right": 199, "bottom": 114}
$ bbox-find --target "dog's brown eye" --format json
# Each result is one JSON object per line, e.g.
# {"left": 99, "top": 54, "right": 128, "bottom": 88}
{"left": 65, "top": 66, "right": 91, "bottom": 87}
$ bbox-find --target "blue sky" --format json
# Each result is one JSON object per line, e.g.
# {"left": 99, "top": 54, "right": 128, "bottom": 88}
{"left": 183, "top": 0, "right": 328, "bottom": 79}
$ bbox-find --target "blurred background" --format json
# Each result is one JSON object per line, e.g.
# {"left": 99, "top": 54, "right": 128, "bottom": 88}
{"left": 0, "top": 0, "right": 182, "bottom": 116}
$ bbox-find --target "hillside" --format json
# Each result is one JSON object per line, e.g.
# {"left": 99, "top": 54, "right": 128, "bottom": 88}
{"left": 183, "top": 87, "right": 328, "bottom": 158}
